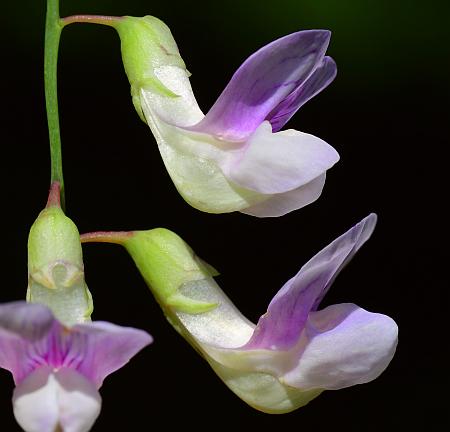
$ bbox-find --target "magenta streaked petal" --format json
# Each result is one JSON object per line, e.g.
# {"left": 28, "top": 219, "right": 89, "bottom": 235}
{"left": 72, "top": 321, "right": 153, "bottom": 388}
{"left": 191, "top": 30, "right": 331, "bottom": 141}
{"left": 282, "top": 303, "right": 398, "bottom": 390}
{"left": 222, "top": 122, "right": 339, "bottom": 194}
{"left": 0, "top": 302, "right": 152, "bottom": 388}
{"left": 240, "top": 174, "right": 326, "bottom": 217}
{"left": 267, "top": 56, "right": 337, "bottom": 132}
{"left": 245, "top": 214, "right": 377, "bottom": 351}
{"left": 0, "top": 302, "right": 56, "bottom": 383}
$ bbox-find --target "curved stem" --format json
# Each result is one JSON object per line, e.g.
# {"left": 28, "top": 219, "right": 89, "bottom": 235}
{"left": 80, "top": 231, "right": 134, "bottom": 245}
{"left": 61, "top": 14, "right": 122, "bottom": 28}
{"left": 45, "top": 0, "right": 65, "bottom": 208}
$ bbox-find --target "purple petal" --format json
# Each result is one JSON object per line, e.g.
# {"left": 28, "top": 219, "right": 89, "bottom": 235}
{"left": 245, "top": 214, "right": 377, "bottom": 351}
{"left": 267, "top": 56, "right": 337, "bottom": 132}
{"left": 282, "top": 303, "right": 398, "bottom": 390}
{"left": 0, "top": 302, "right": 56, "bottom": 383}
{"left": 0, "top": 302, "right": 152, "bottom": 387}
{"left": 191, "top": 30, "right": 331, "bottom": 140}
{"left": 71, "top": 321, "right": 152, "bottom": 388}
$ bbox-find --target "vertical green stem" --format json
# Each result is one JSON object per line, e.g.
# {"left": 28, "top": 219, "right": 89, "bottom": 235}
{"left": 44, "top": 0, "right": 65, "bottom": 208}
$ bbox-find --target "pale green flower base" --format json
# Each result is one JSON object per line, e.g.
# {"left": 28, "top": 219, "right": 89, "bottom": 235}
{"left": 27, "top": 206, "right": 93, "bottom": 326}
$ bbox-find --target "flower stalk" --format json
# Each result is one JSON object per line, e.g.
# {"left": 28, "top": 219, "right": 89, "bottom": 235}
{"left": 80, "top": 231, "right": 133, "bottom": 245}
{"left": 44, "top": 0, "right": 65, "bottom": 208}
{"left": 61, "top": 14, "right": 121, "bottom": 27}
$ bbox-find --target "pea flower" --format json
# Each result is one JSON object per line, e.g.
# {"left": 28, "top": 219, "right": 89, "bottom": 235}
{"left": 115, "top": 16, "right": 339, "bottom": 216}
{"left": 92, "top": 213, "right": 397, "bottom": 413}
{"left": 0, "top": 301, "right": 152, "bottom": 432}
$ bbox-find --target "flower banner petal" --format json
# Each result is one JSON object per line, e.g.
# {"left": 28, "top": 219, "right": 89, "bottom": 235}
{"left": 245, "top": 214, "right": 377, "bottom": 350}
{"left": 0, "top": 302, "right": 55, "bottom": 384}
{"left": 191, "top": 30, "right": 331, "bottom": 140}
{"left": 73, "top": 321, "right": 153, "bottom": 388}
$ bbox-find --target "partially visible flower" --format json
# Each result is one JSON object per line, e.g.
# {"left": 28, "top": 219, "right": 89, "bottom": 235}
{"left": 0, "top": 302, "right": 152, "bottom": 432}
{"left": 115, "top": 16, "right": 339, "bottom": 217}
{"left": 116, "top": 213, "right": 397, "bottom": 413}
{"left": 27, "top": 182, "right": 93, "bottom": 326}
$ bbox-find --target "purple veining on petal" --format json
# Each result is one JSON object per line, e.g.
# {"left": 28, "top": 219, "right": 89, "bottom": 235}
{"left": 0, "top": 302, "right": 152, "bottom": 387}
{"left": 244, "top": 214, "right": 377, "bottom": 351}
{"left": 190, "top": 30, "right": 331, "bottom": 141}
{"left": 267, "top": 56, "right": 337, "bottom": 132}
{"left": 71, "top": 321, "right": 153, "bottom": 387}
{"left": 0, "top": 302, "right": 55, "bottom": 384}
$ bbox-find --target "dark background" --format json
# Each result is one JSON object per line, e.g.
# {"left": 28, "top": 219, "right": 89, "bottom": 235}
{"left": 1, "top": 0, "right": 447, "bottom": 430}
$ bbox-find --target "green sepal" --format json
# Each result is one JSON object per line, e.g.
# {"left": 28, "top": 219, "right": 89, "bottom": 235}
{"left": 28, "top": 206, "right": 83, "bottom": 274}
{"left": 27, "top": 205, "right": 93, "bottom": 325}
{"left": 115, "top": 15, "right": 187, "bottom": 118}
{"left": 124, "top": 228, "right": 218, "bottom": 314}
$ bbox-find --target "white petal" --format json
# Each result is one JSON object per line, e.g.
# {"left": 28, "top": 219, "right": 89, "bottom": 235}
{"left": 13, "top": 367, "right": 101, "bottom": 432}
{"left": 282, "top": 303, "right": 398, "bottom": 390}
{"left": 240, "top": 173, "right": 326, "bottom": 217}
{"left": 222, "top": 122, "right": 339, "bottom": 194}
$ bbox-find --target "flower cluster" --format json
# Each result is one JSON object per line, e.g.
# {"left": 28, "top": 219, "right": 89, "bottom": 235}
{"left": 2, "top": 3, "right": 398, "bottom": 431}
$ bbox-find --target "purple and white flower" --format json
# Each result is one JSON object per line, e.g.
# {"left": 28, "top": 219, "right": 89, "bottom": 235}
{"left": 0, "top": 302, "right": 152, "bottom": 432}
{"left": 123, "top": 213, "right": 397, "bottom": 412}
{"left": 118, "top": 17, "right": 339, "bottom": 216}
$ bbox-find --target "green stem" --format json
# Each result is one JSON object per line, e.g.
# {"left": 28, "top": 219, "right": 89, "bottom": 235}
{"left": 44, "top": 0, "right": 65, "bottom": 208}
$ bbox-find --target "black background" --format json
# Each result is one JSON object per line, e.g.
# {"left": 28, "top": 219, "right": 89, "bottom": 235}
{"left": 1, "top": 0, "right": 447, "bottom": 430}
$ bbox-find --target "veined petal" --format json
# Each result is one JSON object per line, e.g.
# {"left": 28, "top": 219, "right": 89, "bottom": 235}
{"left": 72, "top": 321, "right": 153, "bottom": 388}
{"left": 0, "top": 302, "right": 55, "bottom": 383}
{"left": 245, "top": 214, "right": 377, "bottom": 351}
{"left": 267, "top": 56, "right": 337, "bottom": 132}
{"left": 191, "top": 30, "right": 331, "bottom": 141}
{"left": 0, "top": 302, "right": 152, "bottom": 388}
{"left": 13, "top": 366, "right": 101, "bottom": 432}
{"left": 222, "top": 121, "right": 339, "bottom": 194}
{"left": 282, "top": 303, "right": 398, "bottom": 390}
{"left": 240, "top": 174, "right": 326, "bottom": 217}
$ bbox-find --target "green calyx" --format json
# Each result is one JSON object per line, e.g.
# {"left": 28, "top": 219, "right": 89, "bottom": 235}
{"left": 124, "top": 228, "right": 218, "bottom": 314}
{"left": 115, "top": 16, "right": 188, "bottom": 121}
{"left": 27, "top": 204, "right": 93, "bottom": 326}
